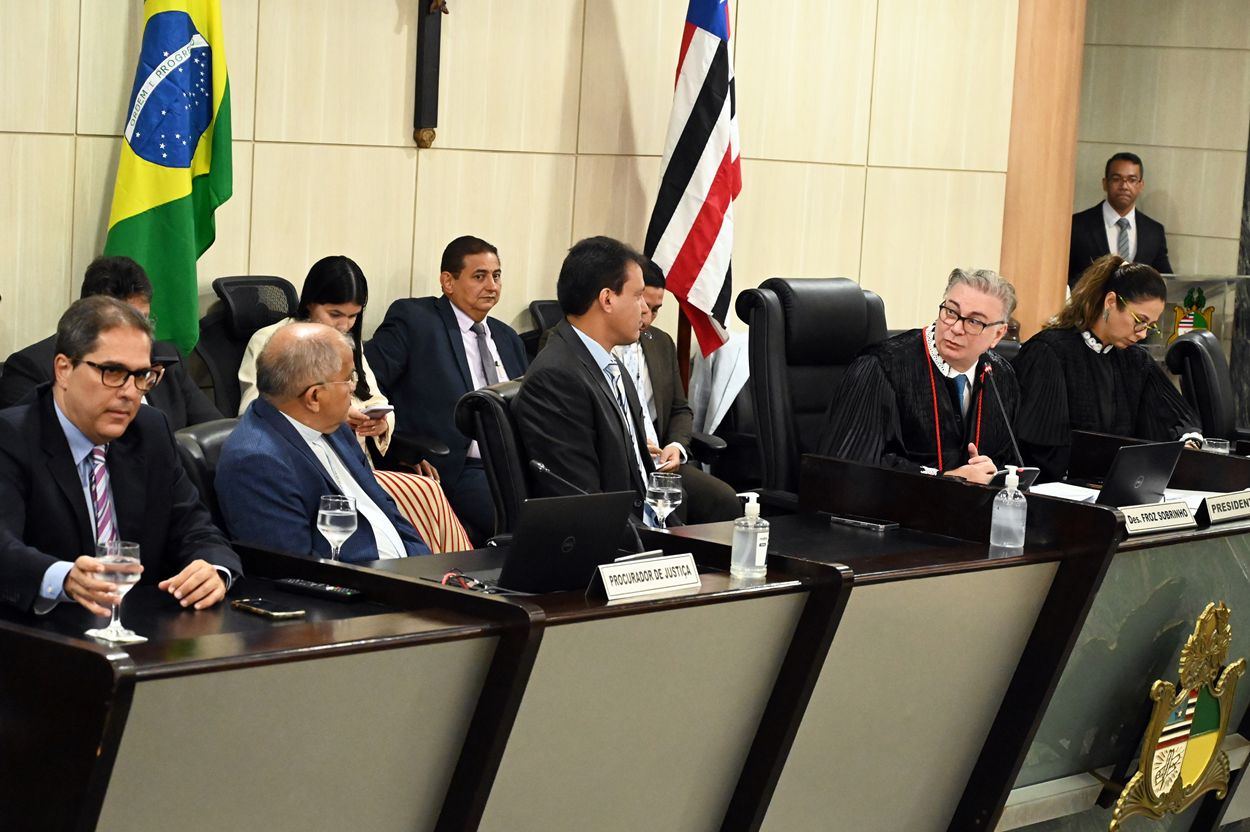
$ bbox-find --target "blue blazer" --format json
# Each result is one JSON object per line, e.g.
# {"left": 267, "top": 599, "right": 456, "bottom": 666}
{"left": 364, "top": 295, "right": 529, "bottom": 481}
{"left": 216, "top": 398, "right": 431, "bottom": 562}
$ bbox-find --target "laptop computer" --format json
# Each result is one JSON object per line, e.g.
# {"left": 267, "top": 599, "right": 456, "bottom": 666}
{"left": 1095, "top": 441, "right": 1184, "bottom": 508}
{"left": 465, "top": 491, "right": 637, "bottom": 593}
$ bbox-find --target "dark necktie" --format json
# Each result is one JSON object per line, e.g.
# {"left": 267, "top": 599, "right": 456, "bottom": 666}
{"left": 470, "top": 321, "right": 500, "bottom": 386}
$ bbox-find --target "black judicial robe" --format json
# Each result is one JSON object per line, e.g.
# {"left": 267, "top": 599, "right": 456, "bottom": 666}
{"left": 1013, "top": 327, "right": 1201, "bottom": 482}
{"left": 817, "top": 329, "right": 1021, "bottom": 475}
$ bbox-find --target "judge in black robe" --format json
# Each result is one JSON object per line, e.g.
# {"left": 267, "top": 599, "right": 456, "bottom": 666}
{"left": 1014, "top": 255, "right": 1201, "bottom": 482}
{"left": 1014, "top": 328, "right": 1200, "bottom": 481}
{"left": 818, "top": 325, "right": 1020, "bottom": 476}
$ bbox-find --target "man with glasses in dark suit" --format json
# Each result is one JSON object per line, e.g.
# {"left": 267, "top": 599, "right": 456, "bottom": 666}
{"left": 0, "top": 296, "right": 240, "bottom": 615}
{"left": 1068, "top": 152, "right": 1173, "bottom": 289}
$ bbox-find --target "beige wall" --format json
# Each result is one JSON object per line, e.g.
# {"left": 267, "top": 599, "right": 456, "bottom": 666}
{"left": 0, "top": 0, "right": 1022, "bottom": 360}
{"left": 1075, "top": 0, "right": 1250, "bottom": 275}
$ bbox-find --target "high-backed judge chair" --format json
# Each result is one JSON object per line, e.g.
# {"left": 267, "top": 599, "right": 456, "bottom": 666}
{"left": 175, "top": 418, "right": 241, "bottom": 533}
{"left": 190, "top": 276, "right": 299, "bottom": 417}
{"left": 1165, "top": 329, "right": 1250, "bottom": 442}
{"left": 521, "top": 299, "right": 565, "bottom": 359}
{"left": 736, "top": 278, "right": 888, "bottom": 510}
{"left": 454, "top": 380, "right": 531, "bottom": 537}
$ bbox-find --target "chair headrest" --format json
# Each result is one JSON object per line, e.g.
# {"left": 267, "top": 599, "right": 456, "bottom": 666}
{"left": 176, "top": 418, "right": 241, "bottom": 465}
{"left": 454, "top": 381, "right": 523, "bottom": 437}
{"left": 529, "top": 300, "right": 564, "bottom": 334}
{"left": 1166, "top": 329, "right": 1225, "bottom": 374}
{"left": 212, "top": 277, "right": 299, "bottom": 338}
{"left": 759, "top": 277, "right": 870, "bottom": 365}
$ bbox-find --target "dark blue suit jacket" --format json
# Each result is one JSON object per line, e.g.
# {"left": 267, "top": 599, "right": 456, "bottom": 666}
{"left": 364, "top": 295, "right": 528, "bottom": 481}
{"left": 216, "top": 399, "right": 431, "bottom": 562}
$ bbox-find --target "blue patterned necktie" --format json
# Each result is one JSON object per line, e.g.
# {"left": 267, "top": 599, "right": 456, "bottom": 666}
{"left": 955, "top": 374, "right": 968, "bottom": 416}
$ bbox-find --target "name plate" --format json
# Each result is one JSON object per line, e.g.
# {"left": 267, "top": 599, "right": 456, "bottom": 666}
{"left": 595, "top": 553, "right": 701, "bottom": 601}
{"left": 1121, "top": 501, "right": 1197, "bottom": 535}
{"left": 1199, "top": 490, "right": 1250, "bottom": 525}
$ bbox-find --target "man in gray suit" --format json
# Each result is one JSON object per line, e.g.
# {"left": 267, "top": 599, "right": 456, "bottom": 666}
{"left": 612, "top": 261, "right": 740, "bottom": 524}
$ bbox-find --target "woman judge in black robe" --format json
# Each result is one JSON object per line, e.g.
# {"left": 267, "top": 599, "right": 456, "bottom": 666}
{"left": 1014, "top": 255, "right": 1201, "bottom": 482}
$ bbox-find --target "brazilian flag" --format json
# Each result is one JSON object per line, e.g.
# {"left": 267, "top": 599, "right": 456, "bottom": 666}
{"left": 103, "top": 0, "right": 232, "bottom": 354}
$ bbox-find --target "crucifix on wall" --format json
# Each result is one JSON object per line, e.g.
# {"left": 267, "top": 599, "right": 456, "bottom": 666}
{"left": 414, "top": 1, "right": 449, "bottom": 148}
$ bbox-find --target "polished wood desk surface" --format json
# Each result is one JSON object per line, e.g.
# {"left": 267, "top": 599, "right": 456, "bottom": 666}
{"left": 360, "top": 546, "right": 813, "bottom": 625}
{"left": 0, "top": 574, "right": 503, "bottom": 677}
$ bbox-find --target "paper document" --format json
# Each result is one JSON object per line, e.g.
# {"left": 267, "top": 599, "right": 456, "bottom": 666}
{"left": 1163, "top": 489, "right": 1223, "bottom": 512}
{"left": 1029, "top": 482, "right": 1100, "bottom": 503}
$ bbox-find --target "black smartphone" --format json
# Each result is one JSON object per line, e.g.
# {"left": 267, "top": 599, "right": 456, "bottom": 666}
{"left": 231, "top": 598, "right": 306, "bottom": 620}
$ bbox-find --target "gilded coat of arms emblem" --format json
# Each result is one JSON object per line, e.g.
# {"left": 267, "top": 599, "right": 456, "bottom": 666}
{"left": 1166, "top": 287, "right": 1217, "bottom": 345}
{"left": 1109, "top": 602, "right": 1246, "bottom": 830}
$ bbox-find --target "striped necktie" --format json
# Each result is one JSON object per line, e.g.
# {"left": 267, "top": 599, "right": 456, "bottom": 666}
{"left": 89, "top": 445, "right": 119, "bottom": 543}
{"left": 1116, "top": 217, "right": 1132, "bottom": 261}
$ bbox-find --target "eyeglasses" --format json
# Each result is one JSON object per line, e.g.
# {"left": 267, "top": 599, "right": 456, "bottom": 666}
{"left": 937, "top": 304, "right": 1005, "bottom": 336}
{"left": 75, "top": 360, "right": 164, "bottom": 392}
{"left": 1106, "top": 175, "right": 1142, "bottom": 187}
{"left": 1117, "top": 294, "right": 1160, "bottom": 334}
{"left": 299, "top": 371, "right": 359, "bottom": 398}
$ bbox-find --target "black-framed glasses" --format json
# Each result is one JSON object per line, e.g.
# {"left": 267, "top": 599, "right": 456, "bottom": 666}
{"left": 1106, "top": 175, "right": 1142, "bottom": 186}
{"left": 75, "top": 360, "right": 164, "bottom": 392}
{"left": 299, "top": 371, "right": 359, "bottom": 398}
{"left": 1117, "top": 294, "right": 1160, "bottom": 334}
{"left": 937, "top": 304, "right": 1005, "bottom": 336}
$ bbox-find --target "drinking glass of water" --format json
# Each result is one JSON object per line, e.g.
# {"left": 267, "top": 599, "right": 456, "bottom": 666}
{"left": 317, "top": 495, "right": 357, "bottom": 561}
{"left": 646, "top": 472, "right": 682, "bottom": 530}
{"left": 85, "top": 541, "right": 146, "bottom": 644}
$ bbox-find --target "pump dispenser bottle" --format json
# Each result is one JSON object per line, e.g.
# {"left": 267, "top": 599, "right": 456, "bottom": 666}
{"left": 731, "top": 492, "right": 770, "bottom": 578}
{"left": 989, "top": 465, "right": 1027, "bottom": 559}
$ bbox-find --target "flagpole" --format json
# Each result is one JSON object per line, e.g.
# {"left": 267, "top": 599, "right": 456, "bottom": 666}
{"left": 677, "top": 307, "right": 692, "bottom": 396}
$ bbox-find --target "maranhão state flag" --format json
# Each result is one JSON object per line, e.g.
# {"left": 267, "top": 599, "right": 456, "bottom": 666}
{"left": 104, "top": 0, "right": 232, "bottom": 354}
{"left": 644, "top": 0, "right": 741, "bottom": 357}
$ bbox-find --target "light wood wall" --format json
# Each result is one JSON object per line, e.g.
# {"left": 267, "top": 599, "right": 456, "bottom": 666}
{"left": 1075, "top": 0, "right": 1250, "bottom": 277}
{"left": 0, "top": 0, "right": 1024, "bottom": 359}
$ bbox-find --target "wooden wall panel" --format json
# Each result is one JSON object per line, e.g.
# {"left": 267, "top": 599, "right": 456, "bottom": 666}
{"left": 0, "top": 0, "right": 79, "bottom": 134}
{"left": 999, "top": 0, "right": 1086, "bottom": 336}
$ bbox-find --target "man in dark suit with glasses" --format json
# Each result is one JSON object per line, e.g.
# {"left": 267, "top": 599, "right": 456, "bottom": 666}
{"left": 0, "top": 296, "right": 241, "bottom": 615}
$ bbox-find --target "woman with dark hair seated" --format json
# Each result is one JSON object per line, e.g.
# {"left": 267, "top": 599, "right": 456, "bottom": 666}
{"left": 1014, "top": 255, "right": 1201, "bottom": 482}
{"left": 238, "top": 255, "right": 471, "bottom": 552}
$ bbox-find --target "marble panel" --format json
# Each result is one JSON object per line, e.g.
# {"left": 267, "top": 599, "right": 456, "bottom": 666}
{"left": 1073, "top": 142, "right": 1247, "bottom": 240}
{"left": 1085, "top": 0, "right": 1250, "bottom": 50}
{"left": 1016, "top": 534, "right": 1250, "bottom": 789}
{"left": 1079, "top": 45, "right": 1250, "bottom": 153}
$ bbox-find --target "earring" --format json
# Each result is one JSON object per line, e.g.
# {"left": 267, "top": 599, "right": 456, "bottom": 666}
{"left": 1103, "top": 309, "right": 1110, "bottom": 323}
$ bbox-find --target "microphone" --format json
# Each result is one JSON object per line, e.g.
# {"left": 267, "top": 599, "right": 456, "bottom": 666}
{"left": 982, "top": 360, "right": 1025, "bottom": 469}
{"left": 529, "top": 460, "right": 646, "bottom": 553}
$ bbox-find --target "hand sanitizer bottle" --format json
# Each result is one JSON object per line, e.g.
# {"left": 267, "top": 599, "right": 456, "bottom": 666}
{"left": 989, "top": 465, "right": 1027, "bottom": 559}
{"left": 731, "top": 492, "right": 770, "bottom": 578}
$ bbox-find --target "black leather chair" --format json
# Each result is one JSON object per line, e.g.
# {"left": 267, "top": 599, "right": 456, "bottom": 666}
{"left": 175, "top": 418, "right": 241, "bottom": 533}
{"left": 990, "top": 339, "right": 1022, "bottom": 363}
{"left": 1166, "top": 330, "right": 1250, "bottom": 442}
{"left": 521, "top": 299, "right": 565, "bottom": 359}
{"left": 190, "top": 276, "right": 299, "bottom": 417}
{"left": 454, "top": 381, "right": 531, "bottom": 536}
{"left": 735, "top": 278, "right": 888, "bottom": 509}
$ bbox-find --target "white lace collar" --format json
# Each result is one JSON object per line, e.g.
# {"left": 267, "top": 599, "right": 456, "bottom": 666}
{"left": 1081, "top": 330, "right": 1113, "bottom": 354}
{"left": 925, "top": 324, "right": 958, "bottom": 378}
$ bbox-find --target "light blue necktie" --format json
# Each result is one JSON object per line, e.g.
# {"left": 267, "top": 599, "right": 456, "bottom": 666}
{"left": 955, "top": 374, "right": 968, "bottom": 416}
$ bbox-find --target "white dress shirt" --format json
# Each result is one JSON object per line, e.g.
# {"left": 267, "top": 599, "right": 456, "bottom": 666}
{"left": 611, "top": 338, "right": 687, "bottom": 464}
{"left": 1102, "top": 200, "right": 1137, "bottom": 262}
{"left": 452, "top": 303, "right": 510, "bottom": 459}
{"left": 278, "top": 412, "right": 406, "bottom": 559}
